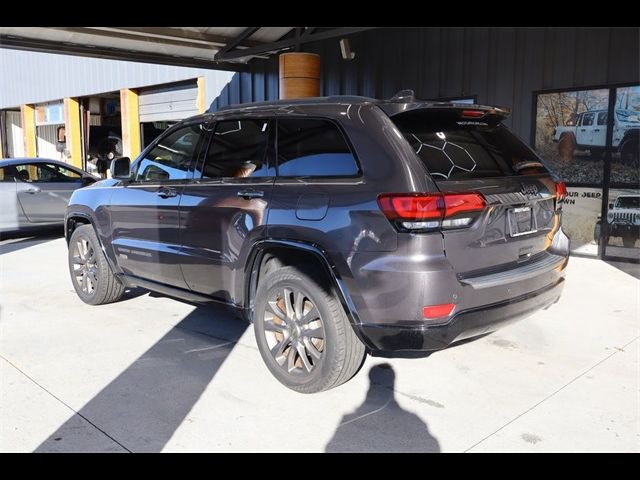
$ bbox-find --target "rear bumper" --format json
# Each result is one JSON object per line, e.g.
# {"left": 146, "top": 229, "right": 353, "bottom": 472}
{"left": 355, "top": 277, "right": 565, "bottom": 353}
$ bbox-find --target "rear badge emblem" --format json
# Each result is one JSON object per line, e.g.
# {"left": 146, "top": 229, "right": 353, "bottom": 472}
{"left": 520, "top": 183, "right": 539, "bottom": 196}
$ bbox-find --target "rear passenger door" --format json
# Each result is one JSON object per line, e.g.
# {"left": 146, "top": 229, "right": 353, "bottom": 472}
{"left": 179, "top": 118, "right": 275, "bottom": 302}
{"left": 593, "top": 111, "right": 608, "bottom": 147}
{"left": 267, "top": 118, "right": 361, "bottom": 249}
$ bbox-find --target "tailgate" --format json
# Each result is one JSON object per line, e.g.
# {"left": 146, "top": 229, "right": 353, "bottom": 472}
{"left": 436, "top": 176, "right": 559, "bottom": 273}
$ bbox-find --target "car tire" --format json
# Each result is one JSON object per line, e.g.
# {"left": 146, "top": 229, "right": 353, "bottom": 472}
{"left": 622, "top": 235, "right": 636, "bottom": 248}
{"left": 557, "top": 133, "right": 576, "bottom": 161}
{"left": 620, "top": 140, "right": 639, "bottom": 168}
{"left": 593, "top": 222, "right": 602, "bottom": 244}
{"left": 253, "top": 265, "right": 365, "bottom": 393}
{"left": 68, "top": 224, "right": 125, "bottom": 305}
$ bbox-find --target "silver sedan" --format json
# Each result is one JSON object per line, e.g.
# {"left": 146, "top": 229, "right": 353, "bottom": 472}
{"left": 0, "top": 158, "right": 98, "bottom": 234}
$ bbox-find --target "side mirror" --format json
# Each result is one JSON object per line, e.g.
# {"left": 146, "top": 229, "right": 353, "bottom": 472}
{"left": 111, "top": 157, "right": 131, "bottom": 180}
{"left": 608, "top": 203, "right": 614, "bottom": 209}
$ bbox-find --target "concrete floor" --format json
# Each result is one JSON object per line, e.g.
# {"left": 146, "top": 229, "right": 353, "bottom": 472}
{"left": 1, "top": 234, "right": 638, "bottom": 453}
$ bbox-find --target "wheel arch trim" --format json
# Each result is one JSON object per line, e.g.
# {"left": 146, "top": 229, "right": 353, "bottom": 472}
{"left": 65, "top": 210, "right": 120, "bottom": 275}
{"left": 244, "top": 239, "right": 363, "bottom": 329}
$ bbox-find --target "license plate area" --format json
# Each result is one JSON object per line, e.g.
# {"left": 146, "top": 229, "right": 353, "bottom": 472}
{"left": 508, "top": 206, "right": 538, "bottom": 237}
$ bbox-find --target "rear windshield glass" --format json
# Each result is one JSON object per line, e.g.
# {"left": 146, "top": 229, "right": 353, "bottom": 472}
{"left": 391, "top": 110, "right": 549, "bottom": 180}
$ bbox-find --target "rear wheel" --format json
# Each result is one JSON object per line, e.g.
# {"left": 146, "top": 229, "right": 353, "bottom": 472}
{"left": 620, "top": 140, "right": 639, "bottom": 168}
{"left": 253, "top": 266, "right": 365, "bottom": 393}
{"left": 68, "top": 224, "right": 125, "bottom": 305}
{"left": 593, "top": 222, "right": 602, "bottom": 244}
{"left": 557, "top": 133, "right": 576, "bottom": 161}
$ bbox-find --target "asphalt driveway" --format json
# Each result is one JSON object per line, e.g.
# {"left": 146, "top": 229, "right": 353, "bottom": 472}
{"left": 1, "top": 234, "right": 638, "bottom": 452}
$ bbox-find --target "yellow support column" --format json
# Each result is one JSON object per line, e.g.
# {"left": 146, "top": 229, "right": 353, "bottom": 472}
{"left": 64, "top": 98, "right": 83, "bottom": 169}
{"left": 197, "top": 77, "right": 206, "bottom": 114}
{"left": 120, "top": 88, "right": 141, "bottom": 160}
{"left": 20, "top": 104, "right": 37, "bottom": 157}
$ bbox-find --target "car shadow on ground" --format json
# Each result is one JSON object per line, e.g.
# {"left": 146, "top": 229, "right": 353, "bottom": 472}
{"left": 605, "top": 259, "right": 640, "bottom": 280}
{"left": 35, "top": 302, "right": 249, "bottom": 453}
{"left": 0, "top": 227, "right": 64, "bottom": 255}
{"left": 325, "top": 363, "right": 440, "bottom": 453}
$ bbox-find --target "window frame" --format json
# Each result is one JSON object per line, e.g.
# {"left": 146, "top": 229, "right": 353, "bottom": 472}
{"left": 129, "top": 119, "right": 209, "bottom": 185}
{"left": 581, "top": 112, "right": 595, "bottom": 126}
{"left": 194, "top": 117, "right": 275, "bottom": 183}
{"left": 274, "top": 117, "right": 362, "bottom": 180}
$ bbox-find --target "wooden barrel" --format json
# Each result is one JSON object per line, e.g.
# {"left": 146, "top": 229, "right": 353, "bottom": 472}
{"left": 279, "top": 52, "right": 321, "bottom": 99}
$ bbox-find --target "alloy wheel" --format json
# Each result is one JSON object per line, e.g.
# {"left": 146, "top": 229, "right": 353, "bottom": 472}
{"left": 263, "top": 287, "right": 325, "bottom": 376}
{"left": 72, "top": 237, "right": 98, "bottom": 295}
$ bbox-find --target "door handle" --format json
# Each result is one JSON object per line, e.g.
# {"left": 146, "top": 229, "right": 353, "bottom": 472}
{"left": 594, "top": 129, "right": 600, "bottom": 132}
{"left": 25, "top": 187, "right": 41, "bottom": 194}
{"left": 580, "top": 128, "right": 587, "bottom": 132}
{"left": 237, "top": 190, "right": 264, "bottom": 200}
{"left": 157, "top": 187, "right": 178, "bottom": 199}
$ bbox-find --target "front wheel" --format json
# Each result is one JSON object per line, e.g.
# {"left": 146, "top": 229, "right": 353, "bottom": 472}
{"left": 68, "top": 224, "right": 125, "bottom": 305}
{"left": 253, "top": 266, "right": 365, "bottom": 393}
{"left": 622, "top": 235, "right": 636, "bottom": 248}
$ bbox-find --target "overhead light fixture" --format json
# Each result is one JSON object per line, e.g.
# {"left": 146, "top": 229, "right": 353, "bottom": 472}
{"left": 340, "top": 38, "right": 355, "bottom": 60}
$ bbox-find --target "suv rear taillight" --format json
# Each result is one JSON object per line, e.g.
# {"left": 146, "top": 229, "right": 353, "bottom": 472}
{"left": 378, "top": 192, "right": 486, "bottom": 232}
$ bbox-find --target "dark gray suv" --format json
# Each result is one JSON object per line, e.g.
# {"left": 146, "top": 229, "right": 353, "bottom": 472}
{"left": 65, "top": 91, "right": 569, "bottom": 393}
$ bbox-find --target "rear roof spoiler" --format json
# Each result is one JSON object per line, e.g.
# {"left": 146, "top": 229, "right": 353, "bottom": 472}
{"left": 380, "top": 89, "right": 511, "bottom": 119}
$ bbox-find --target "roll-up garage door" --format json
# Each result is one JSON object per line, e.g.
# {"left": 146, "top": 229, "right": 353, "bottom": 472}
{"left": 138, "top": 80, "right": 199, "bottom": 123}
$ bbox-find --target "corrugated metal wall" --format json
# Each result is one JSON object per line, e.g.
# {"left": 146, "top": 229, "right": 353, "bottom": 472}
{"left": 138, "top": 81, "right": 199, "bottom": 123}
{"left": 209, "top": 27, "right": 639, "bottom": 142}
{"left": 0, "top": 49, "right": 234, "bottom": 109}
{"left": 5, "top": 111, "right": 24, "bottom": 157}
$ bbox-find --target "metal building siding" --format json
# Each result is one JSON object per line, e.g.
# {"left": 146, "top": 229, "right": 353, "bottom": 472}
{"left": 209, "top": 27, "right": 639, "bottom": 142}
{"left": 138, "top": 82, "right": 199, "bottom": 122}
{"left": 0, "top": 49, "right": 234, "bottom": 109}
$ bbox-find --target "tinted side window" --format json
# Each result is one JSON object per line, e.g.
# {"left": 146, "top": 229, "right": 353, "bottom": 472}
{"left": 135, "top": 124, "right": 205, "bottom": 182}
{"left": 582, "top": 113, "right": 595, "bottom": 126}
{"left": 41, "top": 163, "right": 82, "bottom": 182}
{"left": 11, "top": 163, "right": 80, "bottom": 183}
{"left": 597, "top": 111, "right": 608, "bottom": 125}
{"left": 277, "top": 119, "right": 358, "bottom": 177}
{"left": 200, "top": 119, "right": 270, "bottom": 179}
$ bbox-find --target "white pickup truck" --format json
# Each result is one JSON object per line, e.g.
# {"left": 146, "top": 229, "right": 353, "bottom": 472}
{"left": 553, "top": 109, "right": 639, "bottom": 165}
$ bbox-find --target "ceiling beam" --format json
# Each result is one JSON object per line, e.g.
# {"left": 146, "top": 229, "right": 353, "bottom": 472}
{"left": 0, "top": 35, "right": 249, "bottom": 72}
{"left": 104, "top": 27, "right": 262, "bottom": 47}
{"left": 214, "top": 27, "right": 261, "bottom": 60}
{"left": 46, "top": 27, "right": 223, "bottom": 51}
{"left": 214, "top": 27, "right": 377, "bottom": 62}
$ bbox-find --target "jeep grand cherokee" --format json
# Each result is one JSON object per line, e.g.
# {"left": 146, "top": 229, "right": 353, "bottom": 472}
{"left": 65, "top": 91, "right": 569, "bottom": 393}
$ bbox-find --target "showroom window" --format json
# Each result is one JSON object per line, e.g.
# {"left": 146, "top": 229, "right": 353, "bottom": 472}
{"left": 533, "top": 83, "right": 639, "bottom": 261}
